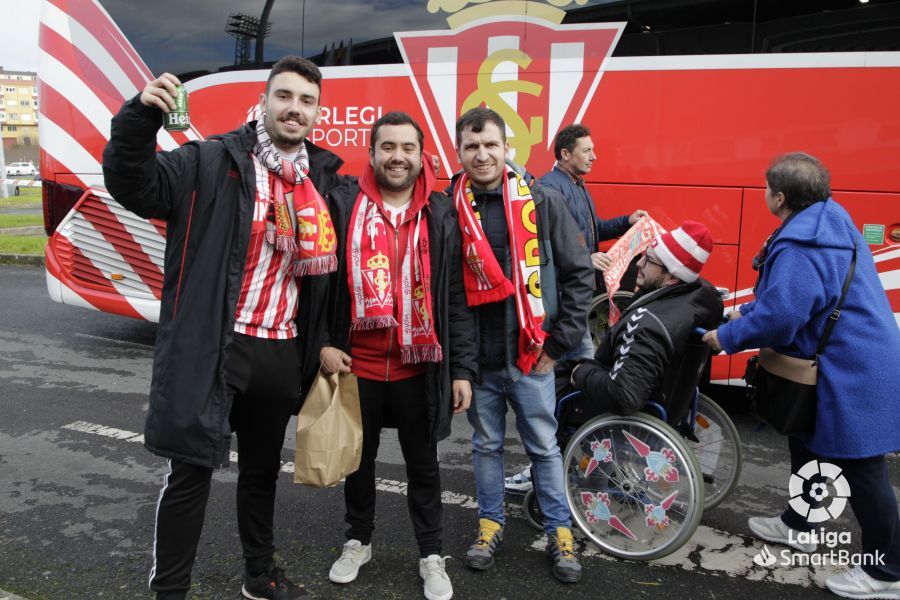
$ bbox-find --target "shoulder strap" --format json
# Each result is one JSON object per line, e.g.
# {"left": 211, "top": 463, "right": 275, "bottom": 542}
{"left": 814, "top": 245, "right": 857, "bottom": 363}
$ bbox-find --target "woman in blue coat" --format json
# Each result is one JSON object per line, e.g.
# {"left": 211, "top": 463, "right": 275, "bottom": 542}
{"left": 704, "top": 153, "right": 900, "bottom": 599}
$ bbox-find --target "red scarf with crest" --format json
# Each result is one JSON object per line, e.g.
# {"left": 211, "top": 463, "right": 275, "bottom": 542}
{"left": 346, "top": 156, "right": 442, "bottom": 364}
{"left": 252, "top": 119, "right": 337, "bottom": 276}
{"left": 453, "top": 167, "right": 546, "bottom": 373}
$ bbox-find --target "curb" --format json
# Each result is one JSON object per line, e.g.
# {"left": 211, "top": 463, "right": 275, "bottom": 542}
{"left": 0, "top": 253, "right": 43, "bottom": 266}
{"left": 0, "top": 226, "right": 44, "bottom": 236}
{"left": 0, "top": 589, "right": 31, "bottom": 600}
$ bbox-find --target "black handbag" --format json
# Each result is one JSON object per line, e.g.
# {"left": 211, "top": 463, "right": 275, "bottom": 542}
{"left": 744, "top": 246, "right": 857, "bottom": 435}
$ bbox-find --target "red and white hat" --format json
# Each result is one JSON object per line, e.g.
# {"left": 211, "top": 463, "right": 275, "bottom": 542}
{"left": 650, "top": 220, "right": 713, "bottom": 283}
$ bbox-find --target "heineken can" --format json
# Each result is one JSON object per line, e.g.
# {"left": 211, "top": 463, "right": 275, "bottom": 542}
{"left": 163, "top": 85, "right": 190, "bottom": 131}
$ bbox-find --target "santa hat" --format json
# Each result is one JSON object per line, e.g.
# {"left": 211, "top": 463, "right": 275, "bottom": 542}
{"left": 650, "top": 220, "right": 713, "bottom": 283}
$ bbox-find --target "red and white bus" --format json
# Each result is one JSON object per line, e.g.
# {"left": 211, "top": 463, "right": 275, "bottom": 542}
{"left": 39, "top": 0, "right": 900, "bottom": 386}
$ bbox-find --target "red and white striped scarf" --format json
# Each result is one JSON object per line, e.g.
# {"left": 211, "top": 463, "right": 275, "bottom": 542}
{"left": 252, "top": 119, "right": 337, "bottom": 276}
{"left": 453, "top": 167, "right": 546, "bottom": 373}
{"left": 346, "top": 159, "right": 442, "bottom": 364}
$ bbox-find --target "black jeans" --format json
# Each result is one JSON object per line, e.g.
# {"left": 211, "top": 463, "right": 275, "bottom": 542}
{"left": 344, "top": 375, "right": 443, "bottom": 557}
{"left": 780, "top": 435, "right": 900, "bottom": 581}
{"left": 149, "top": 333, "right": 301, "bottom": 599}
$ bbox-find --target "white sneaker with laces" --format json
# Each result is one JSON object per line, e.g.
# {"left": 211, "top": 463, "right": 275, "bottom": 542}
{"left": 329, "top": 540, "right": 372, "bottom": 584}
{"left": 825, "top": 566, "right": 900, "bottom": 599}
{"left": 504, "top": 465, "right": 533, "bottom": 493}
{"left": 419, "top": 554, "right": 453, "bottom": 600}
{"left": 747, "top": 516, "right": 817, "bottom": 552}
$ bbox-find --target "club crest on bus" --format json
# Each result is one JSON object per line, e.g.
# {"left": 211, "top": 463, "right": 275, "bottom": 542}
{"left": 396, "top": 0, "right": 624, "bottom": 174}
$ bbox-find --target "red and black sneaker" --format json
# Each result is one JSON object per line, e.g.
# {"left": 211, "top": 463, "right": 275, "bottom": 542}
{"left": 241, "top": 565, "right": 309, "bottom": 599}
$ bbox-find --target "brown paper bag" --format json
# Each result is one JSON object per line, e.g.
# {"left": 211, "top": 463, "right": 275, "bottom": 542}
{"left": 293, "top": 368, "right": 362, "bottom": 487}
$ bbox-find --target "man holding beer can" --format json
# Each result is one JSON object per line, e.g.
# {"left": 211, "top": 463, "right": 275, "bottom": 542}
{"left": 103, "top": 56, "right": 343, "bottom": 600}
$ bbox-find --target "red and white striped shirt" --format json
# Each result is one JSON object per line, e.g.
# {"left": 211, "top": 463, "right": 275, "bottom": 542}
{"left": 233, "top": 158, "right": 301, "bottom": 339}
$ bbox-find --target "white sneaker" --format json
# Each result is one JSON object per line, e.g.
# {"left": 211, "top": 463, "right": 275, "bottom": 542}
{"left": 504, "top": 465, "right": 533, "bottom": 493}
{"left": 419, "top": 554, "right": 453, "bottom": 600}
{"left": 747, "top": 516, "right": 816, "bottom": 553}
{"left": 825, "top": 566, "right": 900, "bottom": 599}
{"left": 329, "top": 540, "right": 372, "bottom": 584}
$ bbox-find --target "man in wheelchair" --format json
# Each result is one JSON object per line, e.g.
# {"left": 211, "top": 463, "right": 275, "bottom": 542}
{"left": 505, "top": 221, "right": 734, "bottom": 560}
{"left": 568, "top": 221, "right": 723, "bottom": 424}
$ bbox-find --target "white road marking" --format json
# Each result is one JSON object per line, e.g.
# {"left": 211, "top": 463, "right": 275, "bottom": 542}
{"left": 63, "top": 421, "right": 144, "bottom": 443}
{"left": 63, "top": 421, "right": 483, "bottom": 509}
{"left": 62, "top": 420, "right": 842, "bottom": 590}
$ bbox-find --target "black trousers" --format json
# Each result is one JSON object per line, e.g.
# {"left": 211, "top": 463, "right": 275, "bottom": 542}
{"left": 344, "top": 375, "right": 443, "bottom": 557}
{"left": 780, "top": 435, "right": 900, "bottom": 581}
{"left": 149, "top": 333, "right": 301, "bottom": 599}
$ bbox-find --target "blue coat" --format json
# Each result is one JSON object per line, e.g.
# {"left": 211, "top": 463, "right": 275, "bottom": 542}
{"left": 538, "top": 165, "right": 629, "bottom": 251}
{"left": 718, "top": 198, "right": 900, "bottom": 458}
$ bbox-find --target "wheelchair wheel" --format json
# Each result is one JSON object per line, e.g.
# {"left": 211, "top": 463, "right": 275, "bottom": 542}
{"left": 588, "top": 291, "right": 634, "bottom": 349}
{"left": 522, "top": 488, "right": 545, "bottom": 532}
{"left": 689, "top": 394, "right": 742, "bottom": 510}
{"left": 563, "top": 413, "right": 704, "bottom": 561}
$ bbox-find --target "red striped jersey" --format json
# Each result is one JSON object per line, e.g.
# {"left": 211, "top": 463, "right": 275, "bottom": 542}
{"left": 233, "top": 160, "right": 300, "bottom": 339}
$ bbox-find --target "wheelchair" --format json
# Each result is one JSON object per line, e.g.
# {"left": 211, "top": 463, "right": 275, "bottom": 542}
{"left": 511, "top": 330, "right": 742, "bottom": 561}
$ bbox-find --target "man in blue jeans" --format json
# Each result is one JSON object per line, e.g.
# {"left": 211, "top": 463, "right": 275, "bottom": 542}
{"left": 451, "top": 107, "right": 593, "bottom": 583}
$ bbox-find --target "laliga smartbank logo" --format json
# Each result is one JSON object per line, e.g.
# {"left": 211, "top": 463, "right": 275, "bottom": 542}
{"left": 752, "top": 460, "right": 884, "bottom": 569}
{"left": 396, "top": 0, "right": 626, "bottom": 174}
{"left": 789, "top": 459, "right": 850, "bottom": 523}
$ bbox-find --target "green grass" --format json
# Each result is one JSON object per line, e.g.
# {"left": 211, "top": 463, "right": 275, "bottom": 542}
{"left": 0, "top": 235, "right": 47, "bottom": 255}
{"left": 0, "top": 186, "right": 42, "bottom": 207}
{"left": 0, "top": 214, "right": 44, "bottom": 228}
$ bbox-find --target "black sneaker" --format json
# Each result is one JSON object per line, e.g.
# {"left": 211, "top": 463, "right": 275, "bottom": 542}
{"left": 241, "top": 565, "right": 309, "bottom": 599}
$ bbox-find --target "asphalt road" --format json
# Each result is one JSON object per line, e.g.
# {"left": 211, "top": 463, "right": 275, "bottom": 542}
{"left": 1, "top": 264, "right": 896, "bottom": 600}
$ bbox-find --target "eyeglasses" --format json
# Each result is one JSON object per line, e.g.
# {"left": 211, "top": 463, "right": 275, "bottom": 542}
{"left": 642, "top": 253, "right": 667, "bottom": 270}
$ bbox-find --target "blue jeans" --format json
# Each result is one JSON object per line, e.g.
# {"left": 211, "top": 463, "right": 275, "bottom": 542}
{"left": 468, "top": 368, "right": 571, "bottom": 534}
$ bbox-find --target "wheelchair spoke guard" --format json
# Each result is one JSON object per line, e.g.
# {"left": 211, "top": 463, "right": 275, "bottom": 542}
{"left": 563, "top": 413, "right": 704, "bottom": 561}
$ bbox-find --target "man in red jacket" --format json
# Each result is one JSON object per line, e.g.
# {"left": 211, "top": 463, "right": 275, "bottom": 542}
{"left": 318, "top": 112, "right": 476, "bottom": 600}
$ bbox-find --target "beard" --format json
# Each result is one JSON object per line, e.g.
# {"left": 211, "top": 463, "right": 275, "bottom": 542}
{"left": 636, "top": 275, "right": 665, "bottom": 295}
{"left": 375, "top": 163, "right": 419, "bottom": 194}
{"left": 264, "top": 111, "right": 306, "bottom": 148}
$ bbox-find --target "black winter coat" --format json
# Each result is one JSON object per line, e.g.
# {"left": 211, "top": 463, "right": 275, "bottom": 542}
{"left": 572, "top": 279, "right": 723, "bottom": 415}
{"left": 310, "top": 180, "right": 477, "bottom": 442}
{"left": 102, "top": 96, "right": 341, "bottom": 468}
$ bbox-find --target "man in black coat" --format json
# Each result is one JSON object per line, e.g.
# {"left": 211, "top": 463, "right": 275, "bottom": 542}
{"left": 102, "top": 56, "right": 339, "bottom": 600}
{"left": 315, "top": 112, "right": 476, "bottom": 600}
{"left": 571, "top": 221, "right": 724, "bottom": 415}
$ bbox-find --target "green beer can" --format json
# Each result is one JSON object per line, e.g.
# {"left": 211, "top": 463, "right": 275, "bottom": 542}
{"left": 163, "top": 85, "right": 190, "bottom": 131}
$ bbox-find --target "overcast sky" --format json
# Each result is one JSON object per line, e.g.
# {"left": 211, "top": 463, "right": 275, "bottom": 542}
{"left": 0, "top": 0, "right": 613, "bottom": 77}
{"left": 0, "top": 0, "right": 450, "bottom": 77}
{"left": 0, "top": 0, "right": 41, "bottom": 72}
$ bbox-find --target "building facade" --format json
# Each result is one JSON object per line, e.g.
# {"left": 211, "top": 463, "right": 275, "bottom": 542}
{"left": 0, "top": 68, "right": 39, "bottom": 166}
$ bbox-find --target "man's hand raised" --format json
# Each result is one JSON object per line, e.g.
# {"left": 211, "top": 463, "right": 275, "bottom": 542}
{"left": 140, "top": 73, "right": 182, "bottom": 113}
{"left": 591, "top": 251, "right": 612, "bottom": 272}
{"left": 628, "top": 209, "right": 649, "bottom": 225}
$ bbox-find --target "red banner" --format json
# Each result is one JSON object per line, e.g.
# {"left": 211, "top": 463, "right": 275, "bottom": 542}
{"left": 602, "top": 217, "right": 665, "bottom": 325}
